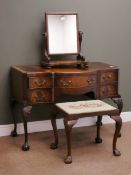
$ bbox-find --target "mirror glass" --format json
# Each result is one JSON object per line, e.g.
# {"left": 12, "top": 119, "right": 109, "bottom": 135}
{"left": 46, "top": 13, "right": 79, "bottom": 55}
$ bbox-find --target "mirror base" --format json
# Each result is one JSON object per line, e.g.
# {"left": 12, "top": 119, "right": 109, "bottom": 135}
{"left": 41, "top": 60, "right": 88, "bottom": 69}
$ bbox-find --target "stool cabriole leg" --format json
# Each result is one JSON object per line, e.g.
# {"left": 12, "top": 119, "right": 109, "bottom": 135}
{"left": 50, "top": 111, "right": 59, "bottom": 149}
{"left": 95, "top": 116, "right": 102, "bottom": 143}
{"left": 111, "top": 95, "right": 123, "bottom": 137}
{"left": 64, "top": 119, "right": 77, "bottom": 164}
{"left": 110, "top": 115, "right": 122, "bottom": 156}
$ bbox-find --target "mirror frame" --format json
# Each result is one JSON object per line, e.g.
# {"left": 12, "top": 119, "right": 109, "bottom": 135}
{"left": 41, "top": 12, "right": 88, "bottom": 69}
{"left": 46, "top": 12, "right": 79, "bottom": 56}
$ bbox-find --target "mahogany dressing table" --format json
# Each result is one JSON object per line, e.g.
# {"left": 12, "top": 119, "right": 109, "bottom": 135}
{"left": 10, "top": 62, "right": 123, "bottom": 150}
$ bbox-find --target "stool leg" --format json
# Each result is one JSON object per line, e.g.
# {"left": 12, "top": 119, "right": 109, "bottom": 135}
{"left": 95, "top": 116, "right": 103, "bottom": 143}
{"left": 50, "top": 111, "right": 58, "bottom": 149}
{"left": 64, "top": 119, "right": 77, "bottom": 164}
{"left": 110, "top": 115, "right": 122, "bottom": 156}
{"left": 111, "top": 95, "right": 123, "bottom": 137}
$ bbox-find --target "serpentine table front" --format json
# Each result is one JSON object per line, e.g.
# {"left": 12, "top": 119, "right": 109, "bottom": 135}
{"left": 10, "top": 62, "right": 123, "bottom": 150}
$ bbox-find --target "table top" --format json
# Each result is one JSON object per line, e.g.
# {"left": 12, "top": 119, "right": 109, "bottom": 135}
{"left": 11, "top": 62, "right": 118, "bottom": 76}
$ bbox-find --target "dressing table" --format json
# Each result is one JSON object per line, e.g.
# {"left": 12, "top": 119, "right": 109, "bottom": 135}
{"left": 11, "top": 62, "right": 123, "bottom": 150}
{"left": 10, "top": 12, "right": 123, "bottom": 150}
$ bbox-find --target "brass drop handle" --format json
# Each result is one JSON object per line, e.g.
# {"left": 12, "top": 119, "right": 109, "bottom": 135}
{"left": 102, "top": 74, "right": 112, "bottom": 80}
{"left": 34, "top": 92, "right": 45, "bottom": 102}
{"left": 60, "top": 80, "right": 72, "bottom": 87}
{"left": 35, "top": 80, "right": 46, "bottom": 86}
{"left": 87, "top": 79, "right": 94, "bottom": 84}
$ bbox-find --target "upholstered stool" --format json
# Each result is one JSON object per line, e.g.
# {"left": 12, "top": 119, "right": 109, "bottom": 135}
{"left": 50, "top": 100, "right": 122, "bottom": 164}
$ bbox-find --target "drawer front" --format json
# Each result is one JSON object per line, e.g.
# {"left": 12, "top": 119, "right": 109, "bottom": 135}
{"left": 28, "top": 76, "right": 52, "bottom": 89}
{"left": 55, "top": 74, "right": 96, "bottom": 88}
{"left": 100, "top": 84, "right": 118, "bottom": 98}
{"left": 100, "top": 70, "right": 118, "bottom": 84}
{"left": 27, "top": 89, "right": 52, "bottom": 104}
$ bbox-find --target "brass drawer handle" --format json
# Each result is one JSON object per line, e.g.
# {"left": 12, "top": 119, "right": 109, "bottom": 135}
{"left": 35, "top": 97, "right": 44, "bottom": 102}
{"left": 60, "top": 80, "right": 72, "bottom": 87}
{"left": 102, "top": 75, "right": 112, "bottom": 80}
{"left": 34, "top": 80, "right": 46, "bottom": 87}
{"left": 87, "top": 79, "right": 94, "bottom": 84}
{"left": 34, "top": 91, "right": 45, "bottom": 102}
{"left": 34, "top": 95, "right": 45, "bottom": 102}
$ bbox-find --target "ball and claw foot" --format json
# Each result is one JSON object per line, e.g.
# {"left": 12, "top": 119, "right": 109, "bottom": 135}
{"left": 64, "top": 155, "right": 72, "bottom": 164}
{"left": 50, "top": 142, "right": 58, "bottom": 149}
{"left": 113, "top": 149, "right": 121, "bottom": 156}
{"left": 11, "top": 130, "right": 17, "bottom": 137}
{"left": 95, "top": 138, "right": 103, "bottom": 144}
{"left": 22, "top": 143, "right": 30, "bottom": 151}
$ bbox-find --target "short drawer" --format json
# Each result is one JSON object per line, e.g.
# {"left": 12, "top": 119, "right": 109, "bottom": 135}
{"left": 55, "top": 74, "right": 96, "bottom": 88}
{"left": 27, "top": 89, "right": 52, "bottom": 104}
{"left": 28, "top": 76, "right": 52, "bottom": 89}
{"left": 100, "top": 70, "right": 118, "bottom": 84}
{"left": 100, "top": 84, "right": 118, "bottom": 98}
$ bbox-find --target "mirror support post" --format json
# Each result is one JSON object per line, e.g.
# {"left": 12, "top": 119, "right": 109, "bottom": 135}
{"left": 41, "top": 33, "right": 51, "bottom": 68}
{"left": 77, "top": 31, "right": 88, "bottom": 69}
{"left": 78, "top": 31, "right": 83, "bottom": 52}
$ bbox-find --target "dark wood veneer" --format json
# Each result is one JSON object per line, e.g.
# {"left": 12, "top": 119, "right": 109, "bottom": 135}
{"left": 51, "top": 104, "right": 122, "bottom": 163}
{"left": 10, "top": 62, "right": 123, "bottom": 150}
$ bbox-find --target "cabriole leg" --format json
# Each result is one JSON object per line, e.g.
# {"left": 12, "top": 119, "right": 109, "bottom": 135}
{"left": 64, "top": 119, "right": 77, "bottom": 164}
{"left": 50, "top": 110, "right": 59, "bottom": 149}
{"left": 110, "top": 115, "right": 122, "bottom": 156}
{"left": 10, "top": 98, "right": 17, "bottom": 137}
{"left": 111, "top": 94, "right": 123, "bottom": 137}
{"left": 21, "top": 105, "right": 32, "bottom": 151}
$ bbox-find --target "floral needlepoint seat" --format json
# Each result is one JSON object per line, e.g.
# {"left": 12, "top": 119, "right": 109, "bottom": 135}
{"left": 50, "top": 100, "right": 122, "bottom": 164}
{"left": 55, "top": 100, "right": 118, "bottom": 115}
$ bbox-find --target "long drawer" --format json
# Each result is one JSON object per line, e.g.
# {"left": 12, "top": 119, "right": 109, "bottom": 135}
{"left": 55, "top": 74, "right": 97, "bottom": 88}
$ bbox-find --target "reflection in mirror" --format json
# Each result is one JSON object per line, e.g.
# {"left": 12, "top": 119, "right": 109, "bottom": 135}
{"left": 47, "top": 14, "right": 78, "bottom": 55}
